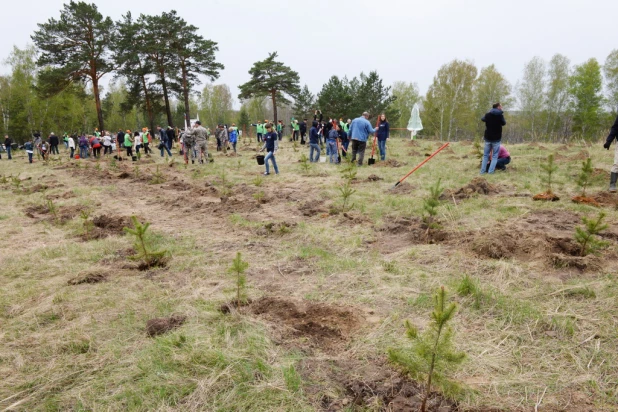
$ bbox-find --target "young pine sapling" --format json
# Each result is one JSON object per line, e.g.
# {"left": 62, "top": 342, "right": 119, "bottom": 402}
{"left": 388, "top": 287, "right": 466, "bottom": 412}
{"left": 338, "top": 181, "right": 356, "bottom": 213}
{"left": 540, "top": 154, "right": 558, "bottom": 195}
{"left": 123, "top": 216, "right": 169, "bottom": 269}
{"left": 575, "top": 157, "right": 593, "bottom": 197}
{"left": 299, "top": 154, "right": 311, "bottom": 175}
{"left": 150, "top": 165, "right": 165, "bottom": 184}
{"left": 575, "top": 212, "right": 609, "bottom": 256}
{"left": 423, "top": 178, "right": 444, "bottom": 231}
{"left": 228, "top": 252, "right": 249, "bottom": 304}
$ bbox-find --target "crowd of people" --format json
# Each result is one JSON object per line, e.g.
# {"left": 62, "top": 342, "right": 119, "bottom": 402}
{"left": 4, "top": 105, "right": 618, "bottom": 193}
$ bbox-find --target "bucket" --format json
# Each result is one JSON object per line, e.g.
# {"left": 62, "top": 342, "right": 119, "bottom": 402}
{"left": 75, "top": 154, "right": 80, "bottom": 159}
{"left": 368, "top": 158, "right": 376, "bottom": 165}
{"left": 256, "top": 155, "right": 265, "bottom": 165}
{"left": 319, "top": 157, "right": 326, "bottom": 163}
{"left": 132, "top": 156, "right": 137, "bottom": 161}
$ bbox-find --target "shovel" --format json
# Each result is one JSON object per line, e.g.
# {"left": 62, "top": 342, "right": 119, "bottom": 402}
{"left": 368, "top": 134, "right": 377, "bottom": 165}
{"left": 393, "top": 143, "right": 450, "bottom": 188}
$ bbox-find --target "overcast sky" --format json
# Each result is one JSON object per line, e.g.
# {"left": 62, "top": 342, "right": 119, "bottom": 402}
{"left": 1, "top": 0, "right": 617, "bottom": 109}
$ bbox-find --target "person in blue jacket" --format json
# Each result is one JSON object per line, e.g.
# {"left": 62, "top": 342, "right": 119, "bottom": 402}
{"left": 260, "top": 124, "right": 279, "bottom": 175}
{"left": 348, "top": 112, "right": 378, "bottom": 166}
{"left": 376, "top": 113, "right": 390, "bottom": 161}
{"left": 309, "top": 121, "right": 320, "bottom": 162}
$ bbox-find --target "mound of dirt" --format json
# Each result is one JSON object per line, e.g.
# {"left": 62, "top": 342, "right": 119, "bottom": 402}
{"left": 67, "top": 271, "right": 108, "bottom": 285}
{"left": 299, "top": 200, "right": 327, "bottom": 217}
{"left": 376, "top": 159, "right": 405, "bottom": 168}
{"left": 250, "top": 297, "right": 360, "bottom": 350}
{"left": 256, "top": 221, "right": 297, "bottom": 236}
{"left": 366, "top": 174, "right": 383, "bottom": 181}
{"left": 93, "top": 215, "right": 131, "bottom": 233}
{"left": 443, "top": 177, "right": 499, "bottom": 200}
{"left": 570, "top": 150, "right": 590, "bottom": 161}
{"left": 219, "top": 299, "right": 252, "bottom": 314}
{"left": 533, "top": 191, "right": 560, "bottom": 201}
{"left": 387, "top": 182, "right": 417, "bottom": 195}
{"left": 572, "top": 196, "right": 600, "bottom": 207}
{"left": 527, "top": 142, "right": 547, "bottom": 150}
{"left": 146, "top": 315, "right": 186, "bottom": 337}
{"left": 407, "top": 150, "right": 422, "bottom": 156}
{"left": 592, "top": 192, "right": 618, "bottom": 208}
{"left": 117, "top": 172, "right": 131, "bottom": 179}
{"left": 23, "top": 184, "right": 49, "bottom": 194}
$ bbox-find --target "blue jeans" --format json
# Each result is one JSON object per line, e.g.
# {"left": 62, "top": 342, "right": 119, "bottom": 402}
{"left": 485, "top": 156, "right": 511, "bottom": 172}
{"left": 378, "top": 140, "right": 387, "bottom": 160}
{"left": 309, "top": 143, "right": 320, "bottom": 162}
{"left": 481, "top": 140, "right": 501, "bottom": 174}
{"left": 328, "top": 140, "right": 338, "bottom": 163}
{"left": 341, "top": 140, "right": 349, "bottom": 157}
{"left": 5, "top": 145, "right": 12, "bottom": 159}
{"left": 79, "top": 146, "right": 88, "bottom": 158}
{"left": 28, "top": 152, "right": 33, "bottom": 163}
{"left": 264, "top": 151, "right": 278, "bottom": 174}
{"left": 160, "top": 144, "right": 172, "bottom": 157}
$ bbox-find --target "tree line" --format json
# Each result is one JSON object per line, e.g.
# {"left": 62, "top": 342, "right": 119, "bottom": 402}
{"left": 1, "top": 0, "right": 617, "bottom": 143}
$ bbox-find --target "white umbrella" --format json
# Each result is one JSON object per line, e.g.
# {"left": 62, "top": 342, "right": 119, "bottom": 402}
{"left": 407, "top": 103, "right": 423, "bottom": 140}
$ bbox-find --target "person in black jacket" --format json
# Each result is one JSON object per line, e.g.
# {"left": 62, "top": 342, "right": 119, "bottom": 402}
{"left": 299, "top": 119, "right": 307, "bottom": 144}
{"left": 3, "top": 135, "right": 12, "bottom": 160}
{"left": 376, "top": 113, "right": 390, "bottom": 161}
{"left": 260, "top": 124, "right": 279, "bottom": 175}
{"left": 166, "top": 126, "right": 175, "bottom": 150}
{"left": 49, "top": 132, "right": 60, "bottom": 155}
{"left": 603, "top": 113, "right": 618, "bottom": 192}
{"left": 480, "top": 102, "right": 506, "bottom": 174}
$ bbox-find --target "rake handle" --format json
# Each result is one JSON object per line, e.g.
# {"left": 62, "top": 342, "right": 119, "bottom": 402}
{"left": 393, "top": 142, "right": 450, "bottom": 187}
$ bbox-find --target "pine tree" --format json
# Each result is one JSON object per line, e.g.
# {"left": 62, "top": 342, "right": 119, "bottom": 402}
{"left": 388, "top": 287, "right": 465, "bottom": 411}
{"left": 292, "top": 84, "right": 316, "bottom": 120}
{"left": 238, "top": 52, "right": 301, "bottom": 125}
{"left": 575, "top": 157, "right": 593, "bottom": 197}
{"left": 228, "top": 252, "right": 249, "bottom": 304}
{"left": 31, "top": 1, "right": 113, "bottom": 131}
{"left": 540, "top": 154, "right": 558, "bottom": 194}
{"left": 123, "top": 216, "right": 169, "bottom": 268}
{"left": 423, "top": 178, "right": 444, "bottom": 230}
{"left": 575, "top": 212, "right": 609, "bottom": 256}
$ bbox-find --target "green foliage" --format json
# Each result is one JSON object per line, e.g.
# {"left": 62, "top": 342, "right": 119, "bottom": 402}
{"left": 388, "top": 287, "right": 465, "bottom": 410}
{"left": 252, "top": 176, "right": 264, "bottom": 187}
{"left": 569, "top": 58, "right": 604, "bottom": 139}
{"left": 228, "top": 252, "right": 249, "bottom": 304}
{"left": 11, "top": 175, "right": 22, "bottom": 191}
{"left": 299, "top": 154, "right": 311, "bottom": 175}
{"left": 574, "top": 212, "right": 609, "bottom": 256}
{"left": 339, "top": 158, "right": 357, "bottom": 181}
{"left": 292, "top": 84, "right": 316, "bottom": 120}
{"left": 80, "top": 209, "right": 93, "bottom": 239}
{"left": 31, "top": 1, "right": 113, "bottom": 130}
{"left": 123, "top": 216, "right": 169, "bottom": 269}
{"left": 473, "top": 137, "right": 483, "bottom": 160}
{"left": 388, "top": 81, "right": 421, "bottom": 129}
{"left": 576, "top": 158, "right": 593, "bottom": 196}
{"left": 423, "top": 178, "right": 444, "bottom": 229}
{"left": 423, "top": 60, "right": 478, "bottom": 140}
{"left": 252, "top": 191, "right": 265, "bottom": 204}
{"left": 238, "top": 52, "right": 300, "bottom": 124}
{"left": 237, "top": 106, "right": 251, "bottom": 132}
{"left": 133, "top": 165, "right": 140, "bottom": 178}
{"left": 46, "top": 198, "right": 58, "bottom": 222}
{"left": 150, "top": 165, "right": 165, "bottom": 184}
{"left": 338, "top": 181, "right": 356, "bottom": 213}
{"left": 540, "top": 154, "right": 558, "bottom": 193}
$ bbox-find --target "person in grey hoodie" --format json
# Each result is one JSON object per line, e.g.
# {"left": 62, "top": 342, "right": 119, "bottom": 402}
{"left": 480, "top": 103, "right": 506, "bottom": 174}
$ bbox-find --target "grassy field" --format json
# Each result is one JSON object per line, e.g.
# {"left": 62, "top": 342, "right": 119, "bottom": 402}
{"left": 1, "top": 137, "right": 617, "bottom": 411}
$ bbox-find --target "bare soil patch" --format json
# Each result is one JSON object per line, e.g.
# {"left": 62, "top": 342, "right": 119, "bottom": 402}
{"left": 571, "top": 196, "right": 600, "bottom": 207}
{"left": 366, "top": 174, "right": 383, "bottom": 182}
{"left": 442, "top": 177, "right": 499, "bottom": 200}
{"left": 592, "top": 191, "right": 618, "bottom": 208}
{"left": 387, "top": 182, "right": 418, "bottom": 195}
{"left": 146, "top": 314, "right": 187, "bottom": 337}
{"left": 533, "top": 191, "right": 560, "bottom": 201}
{"left": 67, "top": 271, "right": 108, "bottom": 285}
{"left": 376, "top": 159, "right": 406, "bottom": 168}
{"left": 375, "top": 216, "right": 449, "bottom": 252}
{"left": 250, "top": 297, "right": 361, "bottom": 351}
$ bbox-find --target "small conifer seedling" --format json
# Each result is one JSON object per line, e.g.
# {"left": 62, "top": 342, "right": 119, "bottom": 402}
{"left": 228, "top": 252, "right": 249, "bottom": 304}
{"left": 575, "top": 157, "right": 593, "bottom": 197}
{"left": 575, "top": 212, "right": 609, "bottom": 256}
{"left": 388, "top": 286, "right": 465, "bottom": 412}
{"left": 123, "top": 216, "right": 169, "bottom": 269}
{"left": 423, "top": 178, "right": 444, "bottom": 231}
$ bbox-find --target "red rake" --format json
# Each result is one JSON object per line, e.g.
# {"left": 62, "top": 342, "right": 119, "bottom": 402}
{"left": 392, "top": 142, "right": 450, "bottom": 188}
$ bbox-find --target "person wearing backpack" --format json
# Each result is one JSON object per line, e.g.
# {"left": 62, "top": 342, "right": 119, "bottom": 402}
{"left": 78, "top": 134, "right": 89, "bottom": 159}
{"left": 90, "top": 135, "right": 102, "bottom": 158}
{"left": 24, "top": 139, "right": 34, "bottom": 163}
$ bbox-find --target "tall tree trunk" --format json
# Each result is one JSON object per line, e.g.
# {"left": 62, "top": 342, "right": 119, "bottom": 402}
{"left": 271, "top": 90, "right": 277, "bottom": 125}
{"left": 159, "top": 68, "right": 174, "bottom": 128}
{"left": 140, "top": 74, "right": 155, "bottom": 133}
{"left": 92, "top": 78, "right": 104, "bottom": 132}
{"left": 181, "top": 62, "right": 191, "bottom": 127}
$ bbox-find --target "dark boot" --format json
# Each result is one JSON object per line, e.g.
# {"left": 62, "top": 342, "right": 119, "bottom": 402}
{"left": 610, "top": 172, "right": 618, "bottom": 193}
